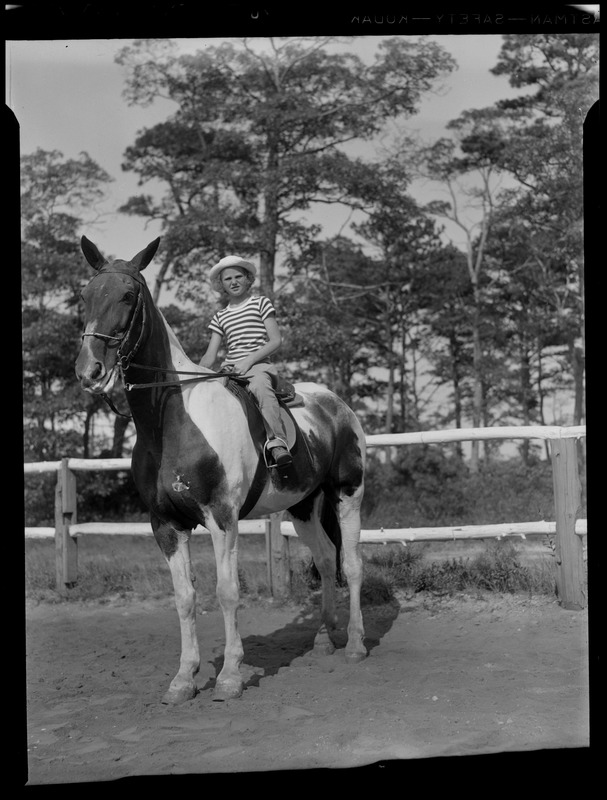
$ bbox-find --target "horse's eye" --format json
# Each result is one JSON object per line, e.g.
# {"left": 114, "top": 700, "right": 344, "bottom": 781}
{"left": 122, "top": 291, "right": 135, "bottom": 303}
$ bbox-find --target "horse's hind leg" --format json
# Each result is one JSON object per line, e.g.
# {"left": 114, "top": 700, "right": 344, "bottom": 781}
{"left": 338, "top": 483, "right": 367, "bottom": 663}
{"left": 287, "top": 493, "right": 338, "bottom": 656}
{"left": 152, "top": 515, "right": 200, "bottom": 704}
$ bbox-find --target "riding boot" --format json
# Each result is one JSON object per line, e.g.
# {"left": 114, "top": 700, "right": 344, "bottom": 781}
{"left": 266, "top": 437, "right": 293, "bottom": 468}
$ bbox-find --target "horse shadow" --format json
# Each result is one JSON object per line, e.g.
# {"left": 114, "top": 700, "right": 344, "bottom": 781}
{"left": 200, "top": 595, "right": 401, "bottom": 693}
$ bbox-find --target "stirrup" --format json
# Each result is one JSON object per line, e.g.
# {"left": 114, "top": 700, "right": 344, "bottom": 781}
{"left": 263, "top": 437, "right": 291, "bottom": 469}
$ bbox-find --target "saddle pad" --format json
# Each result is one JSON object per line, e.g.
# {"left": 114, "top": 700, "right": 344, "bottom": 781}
{"left": 279, "top": 406, "right": 298, "bottom": 451}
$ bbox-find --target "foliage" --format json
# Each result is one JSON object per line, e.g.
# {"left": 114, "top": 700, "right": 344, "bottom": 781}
{"left": 277, "top": 228, "right": 453, "bottom": 430}
{"left": 276, "top": 238, "right": 387, "bottom": 407}
{"left": 21, "top": 149, "right": 141, "bottom": 524}
{"left": 362, "top": 450, "right": 557, "bottom": 528}
{"left": 364, "top": 538, "right": 552, "bottom": 598}
{"left": 115, "top": 36, "right": 456, "bottom": 297}
{"left": 160, "top": 302, "right": 214, "bottom": 363}
{"left": 21, "top": 148, "right": 116, "bottom": 464}
{"left": 406, "top": 33, "right": 595, "bottom": 444}
{"left": 24, "top": 475, "right": 57, "bottom": 529}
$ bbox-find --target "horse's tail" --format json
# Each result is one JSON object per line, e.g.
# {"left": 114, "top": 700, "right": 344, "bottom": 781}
{"left": 320, "top": 484, "right": 343, "bottom": 584}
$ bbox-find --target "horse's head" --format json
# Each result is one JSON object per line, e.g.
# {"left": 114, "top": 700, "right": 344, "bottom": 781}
{"left": 75, "top": 236, "right": 160, "bottom": 393}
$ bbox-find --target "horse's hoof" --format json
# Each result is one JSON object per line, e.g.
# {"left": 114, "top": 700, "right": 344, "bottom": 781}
{"left": 212, "top": 681, "right": 244, "bottom": 701}
{"left": 312, "top": 641, "right": 336, "bottom": 657}
{"left": 162, "top": 683, "right": 197, "bottom": 705}
{"left": 345, "top": 649, "right": 367, "bottom": 664}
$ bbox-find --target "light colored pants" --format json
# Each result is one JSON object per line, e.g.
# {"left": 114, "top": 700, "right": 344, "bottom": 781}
{"left": 228, "top": 362, "right": 288, "bottom": 444}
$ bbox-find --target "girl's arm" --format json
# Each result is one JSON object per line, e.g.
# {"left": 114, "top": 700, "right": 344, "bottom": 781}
{"left": 199, "top": 331, "right": 223, "bottom": 368}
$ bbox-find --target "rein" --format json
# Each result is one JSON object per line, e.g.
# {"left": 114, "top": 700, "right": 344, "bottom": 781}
{"left": 98, "top": 368, "right": 247, "bottom": 419}
{"left": 123, "top": 364, "right": 249, "bottom": 392}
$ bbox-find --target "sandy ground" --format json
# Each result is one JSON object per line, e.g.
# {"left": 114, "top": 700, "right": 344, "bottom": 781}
{"left": 23, "top": 590, "right": 590, "bottom": 785}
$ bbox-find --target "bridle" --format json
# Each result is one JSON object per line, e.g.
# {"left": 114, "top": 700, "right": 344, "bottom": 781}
{"left": 81, "top": 267, "right": 246, "bottom": 418}
{"left": 81, "top": 267, "right": 148, "bottom": 371}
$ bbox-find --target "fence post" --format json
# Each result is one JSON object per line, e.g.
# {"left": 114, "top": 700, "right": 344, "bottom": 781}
{"left": 550, "top": 437, "right": 586, "bottom": 609}
{"left": 268, "top": 512, "right": 291, "bottom": 598}
{"left": 264, "top": 518, "right": 272, "bottom": 593}
{"left": 55, "top": 458, "right": 78, "bottom": 595}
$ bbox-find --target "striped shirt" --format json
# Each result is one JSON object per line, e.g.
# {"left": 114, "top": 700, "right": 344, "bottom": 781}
{"left": 209, "top": 295, "right": 276, "bottom": 364}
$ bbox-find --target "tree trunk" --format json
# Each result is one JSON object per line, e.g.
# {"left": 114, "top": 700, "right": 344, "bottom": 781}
{"left": 259, "top": 135, "right": 280, "bottom": 298}
{"left": 536, "top": 342, "right": 551, "bottom": 460}
{"left": 519, "top": 340, "right": 532, "bottom": 465}
{"left": 385, "top": 358, "right": 395, "bottom": 435}
{"left": 470, "top": 286, "right": 483, "bottom": 474}
{"left": 449, "top": 330, "right": 464, "bottom": 461}
{"left": 399, "top": 309, "right": 407, "bottom": 430}
{"left": 111, "top": 415, "right": 131, "bottom": 458}
{"left": 569, "top": 339, "right": 585, "bottom": 426}
{"left": 82, "top": 405, "right": 95, "bottom": 459}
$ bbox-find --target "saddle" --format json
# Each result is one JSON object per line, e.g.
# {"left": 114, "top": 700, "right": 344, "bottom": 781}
{"left": 225, "top": 375, "right": 303, "bottom": 451}
{"left": 272, "top": 375, "right": 305, "bottom": 411}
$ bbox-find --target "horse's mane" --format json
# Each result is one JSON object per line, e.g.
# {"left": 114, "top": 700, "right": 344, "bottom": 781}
{"left": 158, "top": 309, "right": 214, "bottom": 375}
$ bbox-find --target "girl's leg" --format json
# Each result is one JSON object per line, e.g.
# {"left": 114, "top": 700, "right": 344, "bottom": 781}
{"left": 245, "top": 363, "right": 291, "bottom": 464}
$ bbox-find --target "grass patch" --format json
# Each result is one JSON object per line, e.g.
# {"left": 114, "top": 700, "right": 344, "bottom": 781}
{"left": 25, "top": 533, "right": 558, "bottom": 605}
{"left": 24, "top": 534, "right": 271, "bottom": 605}
{"left": 363, "top": 539, "right": 556, "bottom": 598}
{"left": 288, "top": 538, "right": 556, "bottom": 607}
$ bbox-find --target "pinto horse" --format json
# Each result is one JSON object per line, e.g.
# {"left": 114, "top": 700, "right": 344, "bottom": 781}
{"left": 75, "top": 237, "right": 367, "bottom": 704}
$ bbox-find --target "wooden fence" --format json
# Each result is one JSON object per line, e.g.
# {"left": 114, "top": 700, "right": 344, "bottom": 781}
{"left": 24, "top": 425, "right": 587, "bottom": 609}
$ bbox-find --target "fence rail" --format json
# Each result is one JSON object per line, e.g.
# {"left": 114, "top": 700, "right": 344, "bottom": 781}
{"left": 23, "top": 425, "right": 587, "bottom": 476}
{"left": 24, "top": 425, "right": 587, "bottom": 609}
{"left": 24, "top": 519, "right": 588, "bottom": 542}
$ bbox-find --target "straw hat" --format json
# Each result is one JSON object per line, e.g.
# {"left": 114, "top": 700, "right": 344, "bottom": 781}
{"left": 209, "top": 255, "right": 257, "bottom": 282}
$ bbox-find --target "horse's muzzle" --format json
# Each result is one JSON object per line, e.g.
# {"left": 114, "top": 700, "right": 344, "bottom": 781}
{"left": 75, "top": 346, "right": 117, "bottom": 393}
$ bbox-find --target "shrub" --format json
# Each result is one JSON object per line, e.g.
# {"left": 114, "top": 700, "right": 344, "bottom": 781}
{"left": 364, "top": 539, "right": 554, "bottom": 597}
{"left": 362, "top": 451, "right": 558, "bottom": 528}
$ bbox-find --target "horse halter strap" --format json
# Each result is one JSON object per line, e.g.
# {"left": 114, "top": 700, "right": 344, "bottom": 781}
{"left": 81, "top": 268, "right": 147, "bottom": 372}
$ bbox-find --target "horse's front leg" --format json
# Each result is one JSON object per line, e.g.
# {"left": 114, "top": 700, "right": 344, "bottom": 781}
{"left": 207, "top": 512, "right": 244, "bottom": 700}
{"left": 152, "top": 515, "right": 200, "bottom": 704}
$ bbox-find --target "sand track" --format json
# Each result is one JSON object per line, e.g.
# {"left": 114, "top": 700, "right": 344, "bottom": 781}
{"left": 25, "top": 592, "right": 589, "bottom": 784}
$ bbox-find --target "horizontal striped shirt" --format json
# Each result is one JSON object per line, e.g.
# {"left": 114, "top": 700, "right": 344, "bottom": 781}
{"left": 209, "top": 295, "right": 276, "bottom": 364}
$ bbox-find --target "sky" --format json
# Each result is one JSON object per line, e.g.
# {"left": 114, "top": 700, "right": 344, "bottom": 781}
{"left": 7, "top": 34, "right": 536, "bottom": 293}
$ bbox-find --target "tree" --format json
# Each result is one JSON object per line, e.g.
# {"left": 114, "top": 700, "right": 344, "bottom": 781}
{"left": 410, "top": 33, "right": 596, "bottom": 466}
{"left": 415, "top": 131, "right": 504, "bottom": 471}
{"left": 414, "top": 245, "right": 474, "bottom": 455}
{"left": 115, "top": 36, "right": 456, "bottom": 299}
{"left": 351, "top": 159, "right": 444, "bottom": 434}
{"left": 446, "top": 34, "right": 596, "bottom": 434}
{"left": 277, "top": 238, "right": 379, "bottom": 411}
{"left": 486, "top": 34, "right": 597, "bottom": 428}
{"left": 279, "top": 185, "right": 445, "bottom": 440}
{"left": 21, "top": 148, "right": 116, "bottom": 461}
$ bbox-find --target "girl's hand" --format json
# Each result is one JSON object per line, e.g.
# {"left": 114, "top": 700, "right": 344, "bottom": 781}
{"left": 231, "top": 358, "right": 255, "bottom": 376}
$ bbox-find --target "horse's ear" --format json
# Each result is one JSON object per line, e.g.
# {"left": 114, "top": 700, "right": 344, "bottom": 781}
{"left": 81, "top": 236, "right": 106, "bottom": 270}
{"left": 131, "top": 238, "right": 161, "bottom": 271}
